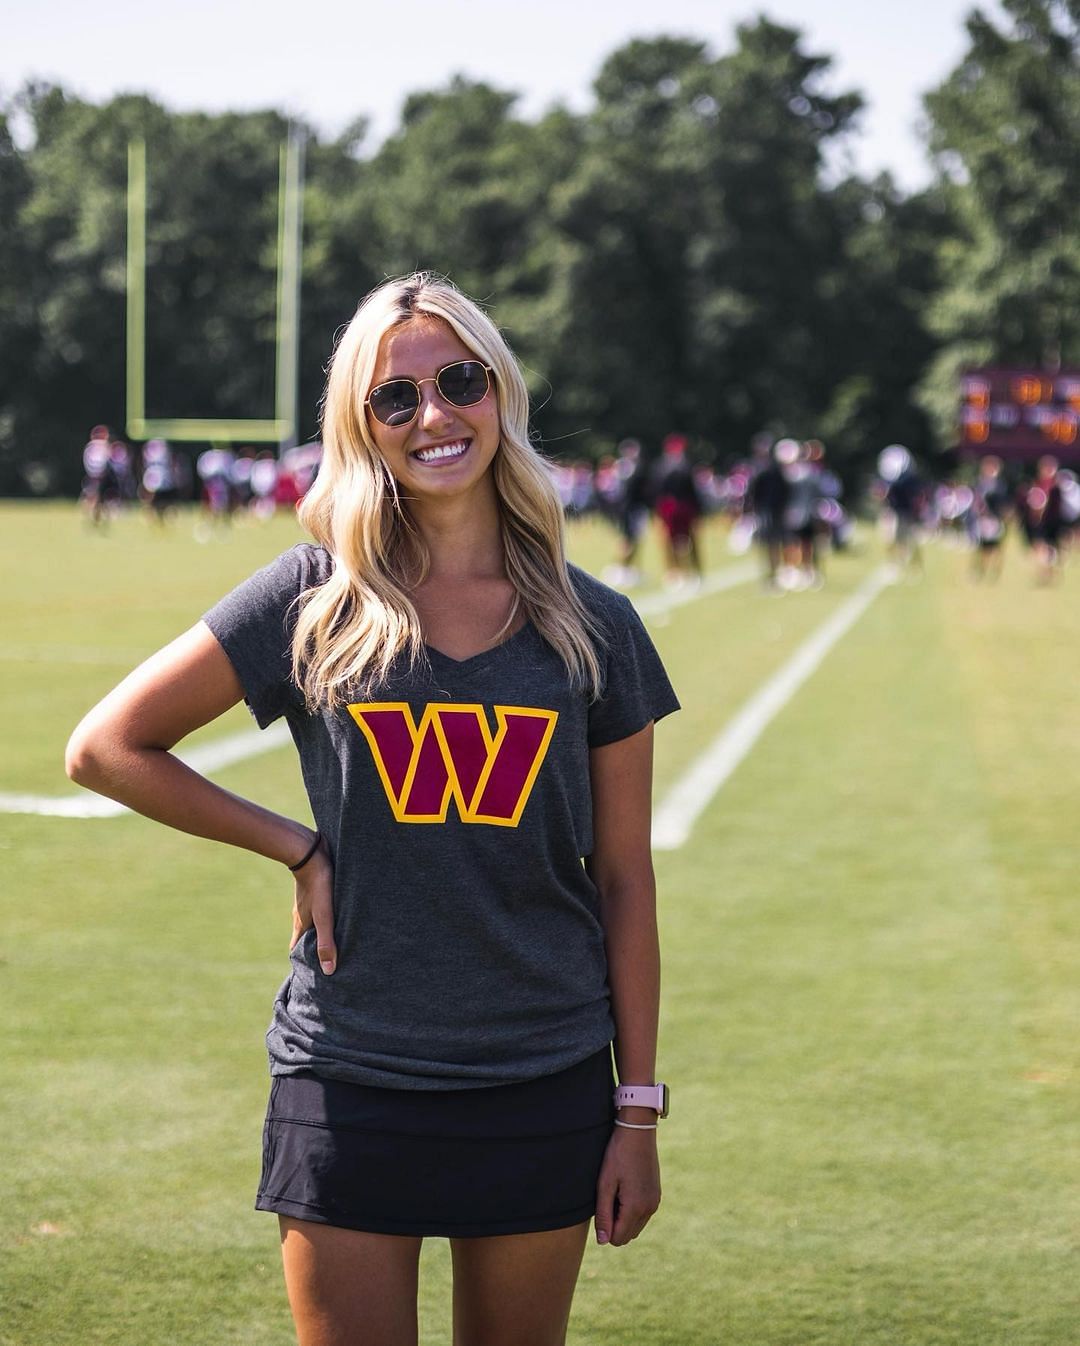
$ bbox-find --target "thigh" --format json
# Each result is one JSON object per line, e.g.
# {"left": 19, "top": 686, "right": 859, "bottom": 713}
{"left": 279, "top": 1216, "right": 423, "bottom": 1346}
{"left": 450, "top": 1222, "right": 589, "bottom": 1346}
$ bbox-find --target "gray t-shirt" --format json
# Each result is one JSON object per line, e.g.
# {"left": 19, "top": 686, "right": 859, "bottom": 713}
{"left": 203, "top": 544, "right": 679, "bottom": 1090}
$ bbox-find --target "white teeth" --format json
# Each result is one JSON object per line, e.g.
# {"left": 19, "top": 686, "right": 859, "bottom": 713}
{"left": 415, "top": 440, "right": 468, "bottom": 464}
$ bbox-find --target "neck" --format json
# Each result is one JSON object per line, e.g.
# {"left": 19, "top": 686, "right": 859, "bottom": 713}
{"left": 408, "top": 486, "right": 505, "bottom": 582}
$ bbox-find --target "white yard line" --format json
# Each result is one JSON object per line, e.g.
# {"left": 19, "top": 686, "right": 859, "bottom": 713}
{"left": 632, "top": 561, "right": 758, "bottom": 618}
{"left": 0, "top": 723, "right": 292, "bottom": 818}
{"left": 1, "top": 561, "right": 757, "bottom": 818}
{"left": 651, "top": 565, "right": 891, "bottom": 851}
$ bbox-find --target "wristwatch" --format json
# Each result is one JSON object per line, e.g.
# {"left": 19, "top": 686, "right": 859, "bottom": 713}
{"left": 614, "top": 1083, "right": 669, "bottom": 1118}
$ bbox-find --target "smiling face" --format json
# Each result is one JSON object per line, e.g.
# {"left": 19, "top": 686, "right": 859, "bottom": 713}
{"left": 365, "top": 317, "right": 501, "bottom": 510}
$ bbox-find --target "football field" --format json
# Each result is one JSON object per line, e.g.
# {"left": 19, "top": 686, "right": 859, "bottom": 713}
{"left": 3, "top": 502, "right": 1079, "bottom": 1345}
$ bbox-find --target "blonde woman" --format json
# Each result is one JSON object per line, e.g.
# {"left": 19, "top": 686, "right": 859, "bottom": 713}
{"left": 66, "top": 274, "right": 678, "bottom": 1346}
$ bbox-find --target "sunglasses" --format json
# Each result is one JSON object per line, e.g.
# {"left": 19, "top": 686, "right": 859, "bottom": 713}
{"left": 365, "top": 360, "right": 493, "bottom": 428}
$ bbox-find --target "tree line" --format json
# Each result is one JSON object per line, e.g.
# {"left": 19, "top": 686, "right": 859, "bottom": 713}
{"left": 0, "top": 0, "right": 1077, "bottom": 497}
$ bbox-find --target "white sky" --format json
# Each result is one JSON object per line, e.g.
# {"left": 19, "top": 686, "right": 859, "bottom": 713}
{"left": 2, "top": 0, "right": 1002, "bottom": 190}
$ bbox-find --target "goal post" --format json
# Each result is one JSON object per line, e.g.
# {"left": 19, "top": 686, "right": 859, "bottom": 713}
{"left": 125, "top": 132, "right": 304, "bottom": 447}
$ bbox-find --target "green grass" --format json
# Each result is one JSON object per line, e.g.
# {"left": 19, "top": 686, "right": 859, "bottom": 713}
{"left": 3, "top": 504, "right": 1079, "bottom": 1344}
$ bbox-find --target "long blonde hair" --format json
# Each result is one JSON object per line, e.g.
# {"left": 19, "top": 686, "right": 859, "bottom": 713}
{"left": 292, "top": 273, "right": 603, "bottom": 708}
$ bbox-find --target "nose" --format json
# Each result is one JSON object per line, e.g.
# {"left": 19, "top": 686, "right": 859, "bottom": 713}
{"left": 417, "top": 380, "right": 455, "bottom": 431}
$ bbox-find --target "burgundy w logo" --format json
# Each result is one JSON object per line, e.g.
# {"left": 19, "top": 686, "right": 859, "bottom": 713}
{"left": 347, "top": 702, "right": 558, "bottom": 826}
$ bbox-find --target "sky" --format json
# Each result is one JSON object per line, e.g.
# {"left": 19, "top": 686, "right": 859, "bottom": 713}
{"left": 2, "top": 0, "right": 1004, "bottom": 190}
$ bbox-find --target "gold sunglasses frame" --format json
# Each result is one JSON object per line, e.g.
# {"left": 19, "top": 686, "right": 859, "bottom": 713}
{"left": 364, "top": 360, "right": 494, "bottom": 428}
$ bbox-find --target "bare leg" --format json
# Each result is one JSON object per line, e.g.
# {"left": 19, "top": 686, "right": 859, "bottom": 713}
{"left": 661, "top": 527, "right": 678, "bottom": 580}
{"left": 764, "top": 539, "right": 782, "bottom": 586}
{"left": 1034, "top": 542, "right": 1057, "bottom": 584}
{"left": 450, "top": 1223, "right": 590, "bottom": 1346}
{"left": 279, "top": 1217, "right": 423, "bottom": 1346}
{"left": 673, "top": 535, "right": 691, "bottom": 577}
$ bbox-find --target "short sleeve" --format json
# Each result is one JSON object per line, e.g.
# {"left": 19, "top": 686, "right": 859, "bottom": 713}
{"left": 202, "top": 545, "right": 325, "bottom": 728}
{"left": 587, "top": 596, "right": 680, "bottom": 748}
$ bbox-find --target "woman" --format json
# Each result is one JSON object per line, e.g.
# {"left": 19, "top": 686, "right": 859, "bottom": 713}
{"left": 66, "top": 273, "right": 678, "bottom": 1346}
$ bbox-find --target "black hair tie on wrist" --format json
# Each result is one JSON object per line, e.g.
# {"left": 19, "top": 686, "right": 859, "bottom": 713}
{"left": 288, "top": 831, "right": 322, "bottom": 872}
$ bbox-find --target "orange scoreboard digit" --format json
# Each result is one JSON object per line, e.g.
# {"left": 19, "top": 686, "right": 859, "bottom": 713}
{"left": 960, "top": 368, "right": 1080, "bottom": 457}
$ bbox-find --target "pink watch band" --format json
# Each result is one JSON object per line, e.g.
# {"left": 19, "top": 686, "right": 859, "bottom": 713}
{"left": 613, "top": 1083, "right": 669, "bottom": 1117}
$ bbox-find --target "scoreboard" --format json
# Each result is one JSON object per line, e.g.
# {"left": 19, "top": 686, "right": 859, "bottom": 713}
{"left": 960, "top": 367, "right": 1080, "bottom": 458}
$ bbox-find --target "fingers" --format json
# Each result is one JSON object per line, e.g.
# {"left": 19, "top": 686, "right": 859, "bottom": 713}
{"left": 309, "top": 885, "right": 337, "bottom": 976}
{"left": 594, "top": 1169, "right": 616, "bottom": 1246}
{"left": 287, "top": 842, "right": 335, "bottom": 973}
{"left": 610, "top": 1188, "right": 660, "bottom": 1246}
{"left": 289, "top": 907, "right": 303, "bottom": 953}
{"left": 597, "top": 1180, "right": 657, "bottom": 1247}
{"left": 596, "top": 1139, "right": 661, "bottom": 1248}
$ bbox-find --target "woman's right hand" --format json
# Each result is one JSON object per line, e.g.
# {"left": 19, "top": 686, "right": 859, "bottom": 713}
{"left": 289, "top": 836, "right": 337, "bottom": 975}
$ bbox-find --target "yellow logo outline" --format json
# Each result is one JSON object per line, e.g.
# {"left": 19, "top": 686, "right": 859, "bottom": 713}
{"left": 347, "top": 702, "right": 558, "bottom": 826}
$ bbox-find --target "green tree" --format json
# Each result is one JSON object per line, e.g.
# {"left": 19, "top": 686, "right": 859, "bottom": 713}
{"left": 0, "top": 104, "right": 37, "bottom": 492}
{"left": 682, "top": 19, "right": 862, "bottom": 454}
{"left": 11, "top": 86, "right": 292, "bottom": 490}
{"left": 919, "top": 0, "right": 1080, "bottom": 444}
{"left": 354, "top": 76, "right": 587, "bottom": 434}
{"left": 298, "top": 120, "right": 381, "bottom": 437}
{"left": 9, "top": 87, "right": 366, "bottom": 489}
{"left": 815, "top": 176, "right": 951, "bottom": 478}
{"left": 537, "top": 37, "right": 709, "bottom": 453}
{"left": 535, "top": 23, "right": 866, "bottom": 463}
{"left": 10, "top": 85, "right": 168, "bottom": 492}
{"left": 6, "top": 14, "right": 1022, "bottom": 498}
{"left": 366, "top": 77, "right": 552, "bottom": 299}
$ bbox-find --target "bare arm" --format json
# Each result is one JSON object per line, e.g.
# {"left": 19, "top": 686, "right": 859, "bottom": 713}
{"left": 66, "top": 621, "right": 337, "bottom": 969}
{"left": 586, "top": 722, "right": 662, "bottom": 1247}
{"left": 587, "top": 724, "right": 661, "bottom": 1090}
{"left": 66, "top": 620, "right": 313, "bottom": 863}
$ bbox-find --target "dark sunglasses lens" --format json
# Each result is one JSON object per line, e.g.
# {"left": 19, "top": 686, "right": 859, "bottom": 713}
{"left": 437, "top": 361, "right": 489, "bottom": 406}
{"left": 369, "top": 380, "right": 419, "bottom": 426}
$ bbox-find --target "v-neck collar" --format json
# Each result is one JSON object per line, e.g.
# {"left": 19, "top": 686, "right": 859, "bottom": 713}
{"left": 422, "top": 620, "right": 536, "bottom": 674}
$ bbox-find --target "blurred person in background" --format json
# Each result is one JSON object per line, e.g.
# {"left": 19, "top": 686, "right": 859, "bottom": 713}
{"left": 593, "top": 454, "right": 621, "bottom": 521}
{"left": 692, "top": 461, "right": 722, "bottom": 515}
{"left": 812, "top": 443, "right": 851, "bottom": 553}
{"left": 250, "top": 450, "right": 280, "bottom": 521}
{"left": 967, "top": 455, "right": 1010, "bottom": 582}
{"left": 80, "top": 424, "right": 114, "bottom": 528}
{"left": 140, "top": 439, "right": 182, "bottom": 525}
{"left": 567, "top": 460, "right": 596, "bottom": 519}
{"left": 1019, "top": 455, "right": 1065, "bottom": 584}
{"left": 779, "top": 439, "right": 825, "bottom": 590}
{"left": 277, "top": 443, "right": 322, "bottom": 508}
{"left": 108, "top": 438, "right": 136, "bottom": 506}
{"left": 878, "top": 444, "right": 926, "bottom": 581}
{"left": 550, "top": 459, "right": 574, "bottom": 513}
{"left": 230, "top": 448, "right": 256, "bottom": 512}
{"left": 604, "top": 437, "right": 653, "bottom": 587}
{"left": 1058, "top": 468, "right": 1080, "bottom": 548}
{"left": 66, "top": 272, "right": 677, "bottom": 1346}
{"left": 196, "top": 446, "right": 236, "bottom": 541}
{"left": 653, "top": 432, "right": 704, "bottom": 587}
{"left": 746, "top": 433, "right": 789, "bottom": 590}
{"left": 936, "top": 478, "right": 975, "bottom": 546}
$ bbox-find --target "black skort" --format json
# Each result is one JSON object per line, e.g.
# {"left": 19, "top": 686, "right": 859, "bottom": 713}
{"left": 256, "top": 1047, "right": 615, "bottom": 1238}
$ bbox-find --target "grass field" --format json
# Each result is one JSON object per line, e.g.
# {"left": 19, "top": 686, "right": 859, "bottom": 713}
{"left": 3, "top": 502, "right": 1080, "bottom": 1345}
